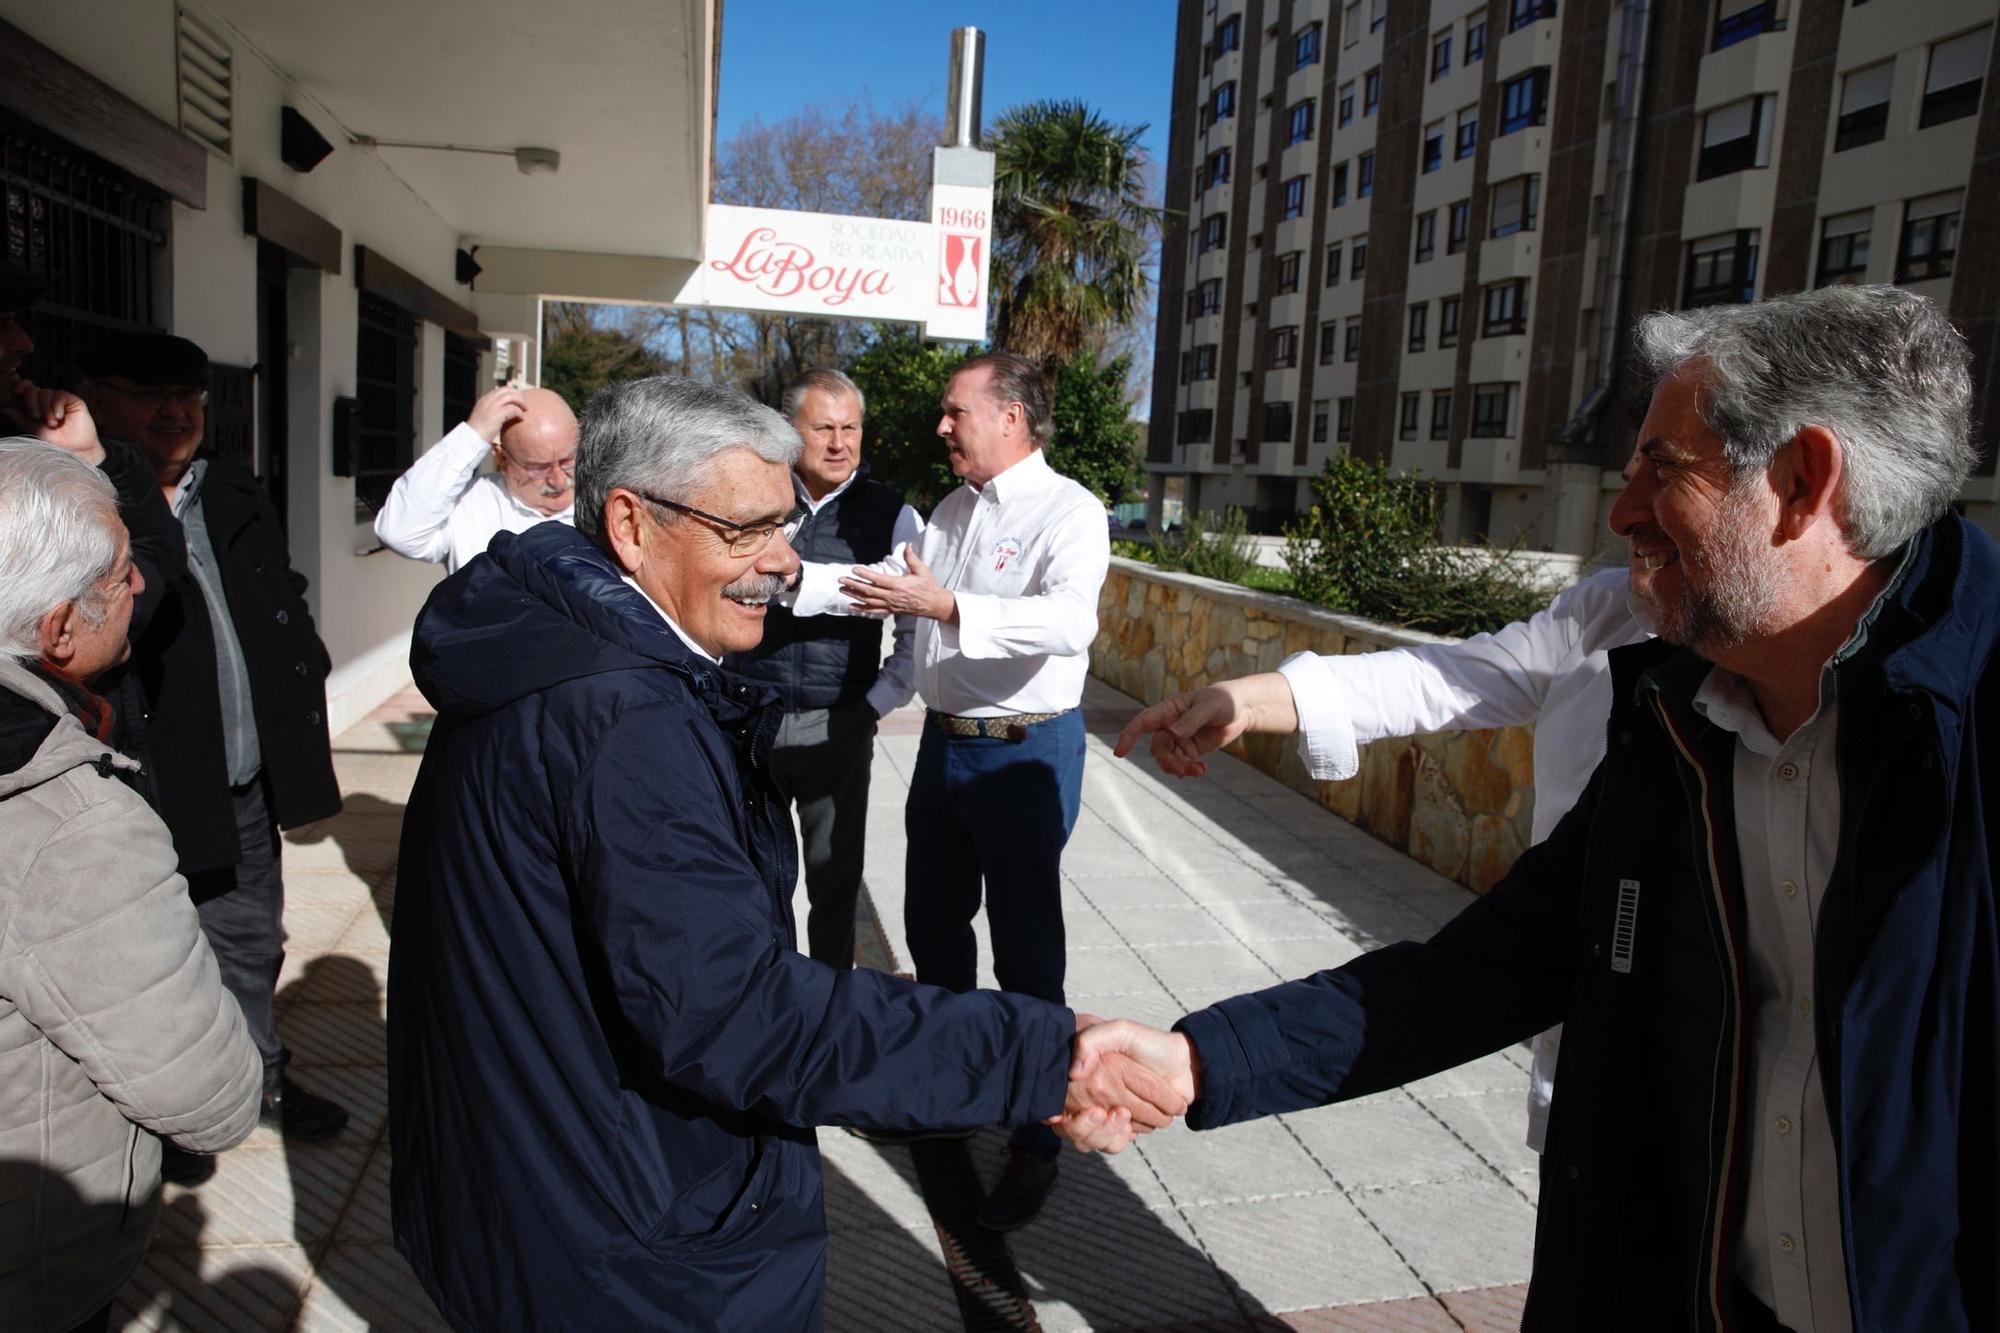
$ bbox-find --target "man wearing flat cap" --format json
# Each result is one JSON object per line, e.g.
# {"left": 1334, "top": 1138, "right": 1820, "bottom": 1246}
{"left": 83, "top": 332, "right": 350, "bottom": 1175}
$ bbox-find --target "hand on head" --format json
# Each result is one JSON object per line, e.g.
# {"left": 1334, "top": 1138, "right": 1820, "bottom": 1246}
{"left": 3, "top": 378, "right": 103, "bottom": 466}
{"left": 467, "top": 386, "right": 530, "bottom": 443}
{"left": 1048, "top": 1015, "right": 1201, "bottom": 1154}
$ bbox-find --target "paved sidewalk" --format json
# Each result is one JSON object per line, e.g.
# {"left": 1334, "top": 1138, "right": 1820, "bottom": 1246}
{"left": 113, "top": 676, "right": 1536, "bottom": 1331}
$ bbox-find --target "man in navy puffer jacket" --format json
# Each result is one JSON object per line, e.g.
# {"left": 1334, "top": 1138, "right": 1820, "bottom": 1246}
{"left": 387, "top": 378, "right": 1162, "bottom": 1330}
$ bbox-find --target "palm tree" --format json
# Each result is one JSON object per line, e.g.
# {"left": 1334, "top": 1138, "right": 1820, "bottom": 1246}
{"left": 987, "top": 100, "right": 1164, "bottom": 369}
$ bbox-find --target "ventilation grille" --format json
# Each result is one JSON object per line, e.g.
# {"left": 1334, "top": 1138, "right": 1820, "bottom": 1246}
{"left": 177, "top": 7, "right": 233, "bottom": 157}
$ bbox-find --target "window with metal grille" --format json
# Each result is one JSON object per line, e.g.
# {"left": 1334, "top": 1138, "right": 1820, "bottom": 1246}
{"left": 1685, "top": 230, "right": 1760, "bottom": 306}
{"left": 444, "top": 331, "right": 481, "bottom": 435}
{"left": 1836, "top": 62, "right": 1893, "bottom": 151}
{"left": 1897, "top": 194, "right": 1960, "bottom": 282}
{"left": 1816, "top": 210, "right": 1873, "bottom": 286}
{"left": 355, "top": 291, "right": 419, "bottom": 522}
{"left": 0, "top": 113, "right": 169, "bottom": 384}
{"left": 1922, "top": 27, "right": 1990, "bottom": 128}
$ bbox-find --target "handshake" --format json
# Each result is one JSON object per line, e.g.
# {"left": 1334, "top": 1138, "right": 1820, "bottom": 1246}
{"left": 1047, "top": 1016, "right": 1203, "bottom": 1154}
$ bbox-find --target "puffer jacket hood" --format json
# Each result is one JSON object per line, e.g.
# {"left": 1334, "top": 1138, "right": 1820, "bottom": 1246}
{"left": 0, "top": 661, "right": 138, "bottom": 799}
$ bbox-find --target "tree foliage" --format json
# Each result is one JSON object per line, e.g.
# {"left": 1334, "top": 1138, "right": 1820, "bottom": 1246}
{"left": 988, "top": 100, "right": 1165, "bottom": 369}
{"left": 540, "top": 305, "right": 671, "bottom": 414}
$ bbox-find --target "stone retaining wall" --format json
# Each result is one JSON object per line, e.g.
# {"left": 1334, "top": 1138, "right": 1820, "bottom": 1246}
{"left": 1092, "top": 558, "right": 1537, "bottom": 894}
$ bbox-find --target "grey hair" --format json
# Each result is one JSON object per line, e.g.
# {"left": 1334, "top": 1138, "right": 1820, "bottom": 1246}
{"left": 573, "top": 376, "right": 802, "bottom": 540}
{"left": 1633, "top": 284, "right": 1976, "bottom": 559}
{"left": 0, "top": 437, "right": 122, "bottom": 660}
{"left": 780, "top": 368, "right": 866, "bottom": 422}
{"left": 956, "top": 351, "right": 1054, "bottom": 448}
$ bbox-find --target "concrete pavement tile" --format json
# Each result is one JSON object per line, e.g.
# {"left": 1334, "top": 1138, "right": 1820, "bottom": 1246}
{"left": 1350, "top": 1178, "right": 1536, "bottom": 1292}
{"left": 283, "top": 813, "right": 402, "bottom": 884}
{"left": 115, "top": 1240, "right": 311, "bottom": 1331}
{"left": 819, "top": 1128, "right": 937, "bottom": 1231}
{"left": 972, "top": 1127, "right": 1172, "bottom": 1211}
{"left": 333, "top": 1140, "right": 393, "bottom": 1243}
{"left": 1061, "top": 834, "right": 1165, "bottom": 876}
{"left": 1064, "top": 947, "right": 1176, "bottom": 1000}
{"left": 293, "top": 1242, "right": 448, "bottom": 1330}
{"left": 1094, "top": 902, "right": 1240, "bottom": 949}
{"left": 1083, "top": 988, "right": 1197, "bottom": 1030}
{"left": 1136, "top": 941, "right": 1284, "bottom": 998}
{"left": 1204, "top": 897, "right": 1349, "bottom": 942}
{"left": 280, "top": 1002, "right": 387, "bottom": 1069}
{"left": 282, "top": 870, "right": 376, "bottom": 909}
{"left": 1070, "top": 873, "right": 1198, "bottom": 909}
{"left": 1181, "top": 1191, "right": 1430, "bottom": 1311}
{"left": 1162, "top": 872, "right": 1298, "bottom": 906}
{"left": 279, "top": 1062, "right": 391, "bottom": 1145}
{"left": 1137, "top": 1117, "right": 1329, "bottom": 1205}
{"left": 1424, "top": 1091, "right": 1539, "bottom": 1181}
{"left": 1437, "top": 1282, "right": 1532, "bottom": 1331}
{"left": 1016, "top": 1200, "right": 1246, "bottom": 1331}
{"left": 281, "top": 903, "right": 365, "bottom": 955}
{"left": 151, "top": 1140, "right": 367, "bottom": 1250}
{"left": 1403, "top": 1049, "right": 1533, "bottom": 1102}
{"left": 1065, "top": 902, "right": 1146, "bottom": 950}
{"left": 333, "top": 907, "right": 393, "bottom": 953}
{"left": 1246, "top": 934, "right": 1367, "bottom": 981}
{"left": 822, "top": 1222, "right": 961, "bottom": 1332}
{"left": 282, "top": 951, "right": 390, "bottom": 1012}
{"left": 1153, "top": 841, "right": 1262, "bottom": 877}
{"left": 1283, "top": 1092, "right": 1498, "bottom": 1191}
{"left": 1507, "top": 1168, "right": 1541, "bottom": 1207}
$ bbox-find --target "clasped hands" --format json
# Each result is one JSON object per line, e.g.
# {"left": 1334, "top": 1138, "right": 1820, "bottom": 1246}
{"left": 1046, "top": 1015, "right": 1202, "bottom": 1154}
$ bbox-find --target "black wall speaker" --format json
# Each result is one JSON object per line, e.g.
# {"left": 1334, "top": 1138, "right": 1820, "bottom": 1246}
{"left": 281, "top": 107, "right": 334, "bottom": 173}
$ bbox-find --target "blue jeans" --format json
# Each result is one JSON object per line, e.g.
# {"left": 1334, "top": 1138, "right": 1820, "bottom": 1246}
{"left": 904, "top": 709, "right": 1085, "bottom": 1158}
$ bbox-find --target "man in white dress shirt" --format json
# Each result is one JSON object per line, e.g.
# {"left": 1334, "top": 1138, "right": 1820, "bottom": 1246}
{"left": 373, "top": 385, "right": 579, "bottom": 571}
{"left": 835, "top": 351, "right": 1110, "bottom": 1230}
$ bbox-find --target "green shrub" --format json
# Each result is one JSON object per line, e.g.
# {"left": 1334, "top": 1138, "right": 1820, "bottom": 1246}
{"left": 1155, "top": 507, "right": 1261, "bottom": 584}
{"left": 1283, "top": 454, "right": 1552, "bottom": 637}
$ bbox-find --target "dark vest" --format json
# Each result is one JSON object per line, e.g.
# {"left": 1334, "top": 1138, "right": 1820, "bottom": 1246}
{"left": 730, "top": 476, "right": 904, "bottom": 710}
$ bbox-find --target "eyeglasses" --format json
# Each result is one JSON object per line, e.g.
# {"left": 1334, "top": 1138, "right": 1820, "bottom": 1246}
{"left": 632, "top": 488, "right": 801, "bottom": 557}
{"left": 96, "top": 381, "right": 208, "bottom": 408}
{"left": 500, "top": 450, "right": 577, "bottom": 480}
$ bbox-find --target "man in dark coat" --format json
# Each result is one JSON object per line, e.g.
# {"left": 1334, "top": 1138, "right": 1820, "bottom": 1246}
{"left": 388, "top": 376, "right": 1155, "bottom": 1331}
{"left": 83, "top": 334, "right": 348, "bottom": 1167}
{"left": 1080, "top": 285, "right": 2000, "bottom": 1331}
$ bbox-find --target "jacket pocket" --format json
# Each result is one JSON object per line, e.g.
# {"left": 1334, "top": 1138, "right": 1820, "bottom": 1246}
{"left": 640, "top": 1134, "right": 776, "bottom": 1254}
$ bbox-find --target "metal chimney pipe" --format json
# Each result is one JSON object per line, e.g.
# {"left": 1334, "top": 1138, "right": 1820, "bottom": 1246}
{"left": 947, "top": 27, "right": 985, "bottom": 147}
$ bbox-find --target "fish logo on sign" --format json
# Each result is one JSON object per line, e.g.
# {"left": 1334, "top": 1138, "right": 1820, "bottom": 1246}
{"left": 939, "top": 233, "right": 982, "bottom": 309}
{"left": 991, "top": 537, "right": 1022, "bottom": 572}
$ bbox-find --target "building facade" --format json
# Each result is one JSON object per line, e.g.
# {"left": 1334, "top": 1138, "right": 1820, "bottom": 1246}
{"left": 1147, "top": 0, "right": 2000, "bottom": 553}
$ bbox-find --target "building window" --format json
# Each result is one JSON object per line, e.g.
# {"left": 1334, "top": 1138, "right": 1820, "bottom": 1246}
{"left": 1500, "top": 69, "right": 1551, "bottom": 135}
{"left": 1816, "top": 210, "right": 1872, "bottom": 286}
{"left": 1295, "top": 21, "right": 1323, "bottom": 68}
{"left": 1697, "top": 94, "right": 1776, "bottom": 180}
{"left": 1510, "top": 0, "right": 1555, "bottom": 31}
{"left": 1271, "top": 325, "right": 1301, "bottom": 367}
{"left": 1922, "top": 27, "right": 1991, "bottom": 128}
{"left": 1204, "top": 147, "right": 1233, "bottom": 190}
{"left": 1178, "top": 408, "right": 1215, "bottom": 443}
{"left": 1897, "top": 193, "right": 1961, "bottom": 282}
{"left": 1471, "top": 383, "right": 1514, "bottom": 437}
{"left": 1439, "top": 295, "right": 1462, "bottom": 347}
{"left": 1344, "top": 317, "right": 1362, "bottom": 362}
{"left": 1215, "top": 14, "right": 1242, "bottom": 54}
{"left": 1414, "top": 210, "right": 1437, "bottom": 262}
{"left": 355, "top": 291, "right": 420, "bottom": 521}
{"left": 1408, "top": 301, "right": 1429, "bottom": 351}
{"left": 1364, "top": 69, "right": 1382, "bottom": 116}
{"left": 1325, "top": 241, "right": 1343, "bottom": 285}
{"left": 1313, "top": 398, "right": 1331, "bottom": 443}
{"left": 1192, "top": 344, "right": 1219, "bottom": 379}
{"left": 1288, "top": 99, "right": 1317, "bottom": 145}
{"left": 1371, "top": 0, "right": 1387, "bottom": 31}
{"left": 1455, "top": 106, "right": 1479, "bottom": 159}
{"left": 1489, "top": 175, "right": 1541, "bottom": 236}
{"left": 1200, "top": 213, "right": 1229, "bottom": 252}
{"left": 1714, "top": 0, "right": 1776, "bottom": 51}
{"left": 1194, "top": 277, "right": 1223, "bottom": 316}
{"left": 1337, "top": 396, "right": 1356, "bottom": 441}
{"left": 1277, "top": 250, "right": 1303, "bottom": 293}
{"left": 1685, "top": 229, "right": 1760, "bottom": 306}
{"left": 1399, "top": 392, "right": 1420, "bottom": 440}
{"left": 1352, "top": 238, "right": 1369, "bottom": 278}
{"left": 1358, "top": 152, "right": 1375, "bottom": 197}
{"left": 1432, "top": 32, "right": 1452, "bottom": 80}
{"left": 1448, "top": 200, "right": 1471, "bottom": 253}
{"left": 1423, "top": 120, "right": 1445, "bottom": 173}
{"left": 1319, "top": 319, "right": 1340, "bottom": 362}
{"left": 1482, "top": 279, "right": 1528, "bottom": 336}
{"left": 1836, "top": 61, "right": 1893, "bottom": 150}
{"left": 1338, "top": 83, "right": 1356, "bottom": 127}
{"left": 1431, "top": 391, "right": 1453, "bottom": 440}
{"left": 1466, "top": 17, "right": 1487, "bottom": 62}
{"left": 1264, "top": 400, "right": 1294, "bottom": 441}
{"left": 1283, "top": 175, "right": 1309, "bottom": 219}
{"left": 1212, "top": 81, "right": 1237, "bottom": 122}
{"left": 1344, "top": 0, "right": 1363, "bottom": 47}
{"left": 1331, "top": 162, "right": 1349, "bottom": 206}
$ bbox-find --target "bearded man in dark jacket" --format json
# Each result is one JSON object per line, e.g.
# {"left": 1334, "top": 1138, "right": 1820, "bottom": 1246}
{"left": 1079, "top": 285, "right": 2000, "bottom": 1332}
{"left": 388, "top": 376, "right": 1173, "bottom": 1330}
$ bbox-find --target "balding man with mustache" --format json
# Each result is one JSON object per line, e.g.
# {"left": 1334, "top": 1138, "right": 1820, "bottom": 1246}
{"left": 375, "top": 384, "right": 581, "bottom": 571}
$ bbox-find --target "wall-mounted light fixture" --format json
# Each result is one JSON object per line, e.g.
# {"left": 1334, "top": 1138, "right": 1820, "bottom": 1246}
{"left": 350, "top": 136, "right": 560, "bottom": 177}
{"left": 281, "top": 107, "right": 335, "bottom": 172}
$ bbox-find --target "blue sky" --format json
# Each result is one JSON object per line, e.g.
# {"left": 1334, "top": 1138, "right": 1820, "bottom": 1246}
{"left": 716, "top": 1, "right": 1176, "bottom": 170}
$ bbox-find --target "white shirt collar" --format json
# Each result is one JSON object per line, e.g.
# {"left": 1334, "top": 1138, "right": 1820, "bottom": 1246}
{"left": 973, "top": 446, "right": 1052, "bottom": 504}
{"left": 797, "top": 469, "right": 858, "bottom": 513}
{"left": 618, "top": 573, "right": 718, "bottom": 663}
{"left": 496, "top": 476, "right": 574, "bottom": 524}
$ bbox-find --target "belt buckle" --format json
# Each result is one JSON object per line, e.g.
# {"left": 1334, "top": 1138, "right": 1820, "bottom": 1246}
{"left": 1003, "top": 722, "right": 1027, "bottom": 742}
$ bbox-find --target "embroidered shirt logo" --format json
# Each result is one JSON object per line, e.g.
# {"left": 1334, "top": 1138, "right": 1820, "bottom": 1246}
{"left": 991, "top": 537, "right": 1023, "bottom": 572}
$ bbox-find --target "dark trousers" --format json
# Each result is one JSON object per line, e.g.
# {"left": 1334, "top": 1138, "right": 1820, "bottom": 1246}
{"left": 904, "top": 709, "right": 1085, "bottom": 1158}
{"left": 768, "top": 699, "right": 877, "bottom": 969}
{"left": 187, "top": 775, "right": 288, "bottom": 1095}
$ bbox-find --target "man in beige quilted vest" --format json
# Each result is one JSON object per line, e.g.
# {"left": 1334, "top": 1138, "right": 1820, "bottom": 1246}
{"left": 0, "top": 437, "right": 261, "bottom": 1333}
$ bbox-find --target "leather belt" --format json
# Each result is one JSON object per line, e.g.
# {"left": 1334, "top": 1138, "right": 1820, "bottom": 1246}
{"left": 927, "top": 708, "right": 1067, "bottom": 741}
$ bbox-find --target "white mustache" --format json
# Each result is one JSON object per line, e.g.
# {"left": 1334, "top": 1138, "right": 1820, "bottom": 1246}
{"left": 722, "top": 572, "right": 788, "bottom": 606}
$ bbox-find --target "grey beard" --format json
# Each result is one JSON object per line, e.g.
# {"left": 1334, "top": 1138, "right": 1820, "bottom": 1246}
{"left": 1653, "top": 481, "right": 1785, "bottom": 655}
{"left": 722, "top": 572, "right": 788, "bottom": 605}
